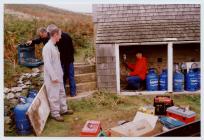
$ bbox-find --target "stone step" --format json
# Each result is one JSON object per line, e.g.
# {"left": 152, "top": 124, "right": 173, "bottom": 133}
{"left": 66, "top": 81, "right": 97, "bottom": 94}
{"left": 75, "top": 73, "right": 96, "bottom": 83}
{"left": 67, "top": 90, "right": 97, "bottom": 101}
{"left": 74, "top": 64, "right": 96, "bottom": 75}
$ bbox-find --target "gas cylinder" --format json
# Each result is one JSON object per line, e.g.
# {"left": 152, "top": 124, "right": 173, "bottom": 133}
{"left": 13, "top": 97, "right": 32, "bottom": 135}
{"left": 146, "top": 68, "right": 159, "bottom": 91}
{"left": 186, "top": 68, "right": 198, "bottom": 91}
{"left": 173, "top": 70, "right": 184, "bottom": 92}
{"left": 159, "top": 69, "right": 168, "bottom": 91}
{"left": 27, "top": 89, "right": 37, "bottom": 103}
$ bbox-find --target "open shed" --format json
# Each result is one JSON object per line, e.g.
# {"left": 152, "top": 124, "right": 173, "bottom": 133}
{"left": 93, "top": 4, "right": 200, "bottom": 94}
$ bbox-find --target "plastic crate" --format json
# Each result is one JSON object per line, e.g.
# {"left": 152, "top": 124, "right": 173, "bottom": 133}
{"left": 17, "top": 44, "right": 43, "bottom": 68}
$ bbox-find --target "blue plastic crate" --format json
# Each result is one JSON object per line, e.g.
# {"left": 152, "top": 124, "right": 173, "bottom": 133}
{"left": 17, "top": 44, "right": 43, "bottom": 68}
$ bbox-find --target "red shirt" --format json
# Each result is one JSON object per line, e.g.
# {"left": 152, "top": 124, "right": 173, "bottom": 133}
{"left": 127, "top": 56, "right": 147, "bottom": 80}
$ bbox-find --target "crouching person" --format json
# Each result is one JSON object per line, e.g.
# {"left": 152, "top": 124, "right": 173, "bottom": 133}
{"left": 42, "top": 27, "right": 68, "bottom": 122}
{"left": 124, "top": 51, "right": 147, "bottom": 90}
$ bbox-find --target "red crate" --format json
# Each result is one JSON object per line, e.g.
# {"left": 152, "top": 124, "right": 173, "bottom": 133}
{"left": 80, "top": 120, "right": 101, "bottom": 137}
{"left": 166, "top": 106, "right": 196, "bottom": 124}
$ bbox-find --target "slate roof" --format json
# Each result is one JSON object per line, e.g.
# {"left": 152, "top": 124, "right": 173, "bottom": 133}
{"left": 93, "top": 4, "right": 200, "bottom": 44}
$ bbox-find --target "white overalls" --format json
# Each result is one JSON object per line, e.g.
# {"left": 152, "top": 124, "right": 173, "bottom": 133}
{"left": 42, "top": 39, "right": 67, "bottom": 117}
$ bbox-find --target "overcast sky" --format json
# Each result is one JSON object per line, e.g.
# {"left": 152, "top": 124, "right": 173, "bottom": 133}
{"left": 47, "top": 4, "right": 93, "bottom": 13}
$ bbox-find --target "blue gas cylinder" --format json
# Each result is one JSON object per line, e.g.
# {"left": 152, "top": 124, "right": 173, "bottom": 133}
{"left": 146, "top": 68, "right": 159, "bottom": 91}
{"left": 27, "top": 89, "right": 37, "bottom": 103}
{"left": 14, "top": 97, "right": 32, "bottom": 135}
{"left": 186, "top": 69, "right": 198, "bottom": 91}
{"left": 173, "top": 71, "right": 184, "bottom": 92}
{"left": 159, "top": 69, "right": 168, "bottom": 91}
{"left": 28, "top": 89, "right": 37, "bottom": 98}
{"left": 196, "top": 68, "right": 200, "bottom": 90}
{"left": 192, "top": 68, "right": 200, "bottom": 90}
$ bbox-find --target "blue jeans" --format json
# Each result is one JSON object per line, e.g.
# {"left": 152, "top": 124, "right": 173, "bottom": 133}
{"left": 126, "top": 76, "right": 141, "bottom": 89}
{"left": 62, "top": 63, "right": 76, "bottom": 96}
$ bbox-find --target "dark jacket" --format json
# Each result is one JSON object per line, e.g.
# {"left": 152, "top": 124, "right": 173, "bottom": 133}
{"left": 31, "top": 32, "right": 74, "bottom": 64}
{"left": 56, "top": 32, "right": 74, "bottom": 64}
{"left": 31, "top": 35, "right": 49, "bottom": 46}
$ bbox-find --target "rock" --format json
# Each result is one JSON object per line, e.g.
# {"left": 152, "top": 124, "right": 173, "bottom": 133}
{"left": 22, "top": 85, "right": 28, "bottom": 89}
{"left": 11, "top": 87, "right": 23, "bottom": 93}
{"left": 31, "top": 73, "right": 39, "bottom": 77}
{"left": 19, "top": 75, "right": 25, "bottom": 81}
{"left": 32, "top": 68, "right": 40, "bottom": 73}
{"left": 25, "top": 81, "right": 31, "bottom": 85}
{"left": 6, "top": 93, "right": 15, "bottom": 100}
{"left": 17, "top": 83, "right": 24, "bottom": 87}
{"left": 17, "top": 80, "right": 23, "bottom": 84}
{"left": 4, "top": 116, "right": 11, "bottom": 124}
{"left": 24, "top": 73, "right": 31, "bottom": 79}
{"left": 4, "top": 88, "right": 10, "bottom": 94}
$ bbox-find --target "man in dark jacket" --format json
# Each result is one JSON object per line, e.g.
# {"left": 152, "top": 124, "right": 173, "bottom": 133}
{"left": 27, "top": 27, "right": 49, "bottom": 46}
{"left": 28, "top": 26, "right": 77, "bottom": 97}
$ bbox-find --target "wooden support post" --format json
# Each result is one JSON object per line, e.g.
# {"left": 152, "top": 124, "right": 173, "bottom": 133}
{"left": 115, "top": 44, "right": 120, "bottom": 94}
{"left": 167, "top": 42, "right": 173, "bottom": 92}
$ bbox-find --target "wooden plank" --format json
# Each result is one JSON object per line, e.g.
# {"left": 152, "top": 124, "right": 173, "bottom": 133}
{"left": 26, "top": 84, "right": 50, "bottom": 136}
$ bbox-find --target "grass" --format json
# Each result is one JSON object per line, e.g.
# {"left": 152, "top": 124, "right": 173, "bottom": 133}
{"left": 42, "top": 92, "right": 201, "bottom": 136}
{"left": 4, "top": 91, "right": 200, "bottom": 136}
{"left": 4, "top": 60, "right": 32, "bottom": 87}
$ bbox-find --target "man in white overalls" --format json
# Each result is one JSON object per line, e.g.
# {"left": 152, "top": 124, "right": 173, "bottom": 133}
{"left": 42, "top": 27, "right": 68, "bottom": 122}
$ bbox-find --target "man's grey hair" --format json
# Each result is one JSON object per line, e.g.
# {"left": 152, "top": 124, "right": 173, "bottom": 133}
{"left": 37, "top": 27, "right": 47, "bottom": 35}
{"left": 46, "top": 24, "right": 58, "bottom": 33}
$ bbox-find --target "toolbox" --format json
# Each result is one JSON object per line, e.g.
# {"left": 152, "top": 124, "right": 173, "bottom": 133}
{"left": 153, "top": 96, "right": 174, "bottom": 115}
{"left": 166, "top": 106, "right": 196, "bottom": 124}
{"left": 159, "top": 116, "right": 185, "bottom": 129}
{"left": 80, "top": 120, "right": 101, "bottom": 137}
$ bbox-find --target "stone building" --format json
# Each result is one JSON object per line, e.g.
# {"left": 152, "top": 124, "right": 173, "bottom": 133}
{"left": 93, "top": 4, "right": 200, "bottom": 94}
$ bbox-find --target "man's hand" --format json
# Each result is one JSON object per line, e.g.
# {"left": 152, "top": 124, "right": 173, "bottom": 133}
{"left": 52, "top": 79, "right": 59, "bottom": 84}
{"left": 126, "top": 71, "right": 130, "bottom": 76}
{"left": 26, "top": 40, "right": 32, "bottom": 45}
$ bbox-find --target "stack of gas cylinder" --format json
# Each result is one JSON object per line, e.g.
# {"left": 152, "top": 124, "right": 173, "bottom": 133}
{"left": 13, "top": 89, "right": 37, "bottom": 135}
{"left": 173, "top": 63, "right": 200, "bottom": 92}
{"left": 146, "top": 68, "right": 168, "bottom": 91}
{"left": 146, "top": 63, "right": 200, "bottom": 92}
